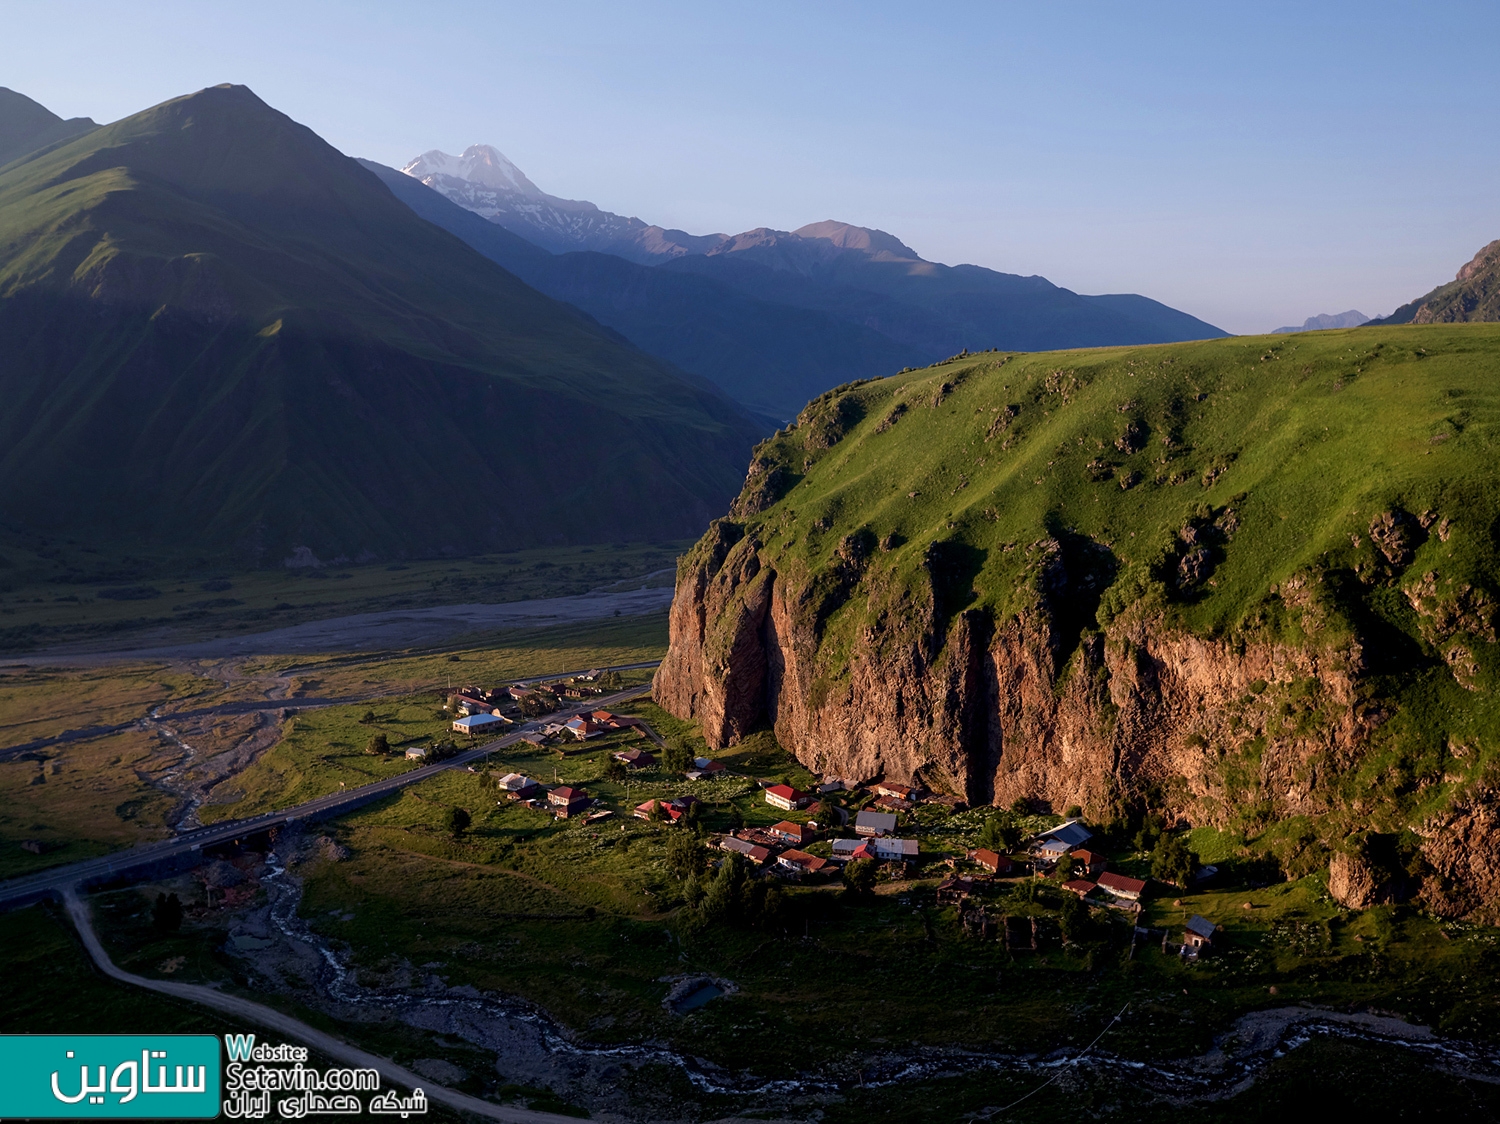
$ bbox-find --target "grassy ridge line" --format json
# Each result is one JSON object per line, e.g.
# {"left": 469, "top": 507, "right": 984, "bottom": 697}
{"left": 744, "top": 324, "right": 1500, "bottom": 638}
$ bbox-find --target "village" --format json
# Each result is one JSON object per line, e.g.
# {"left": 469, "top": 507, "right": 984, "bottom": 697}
{"left": 425, "top": 673, "right": 1222, "bottom": 959}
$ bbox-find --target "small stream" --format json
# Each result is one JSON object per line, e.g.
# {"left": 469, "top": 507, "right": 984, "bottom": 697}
{"left": 254, "top": 852, "right": 1500, "bottom": 1106}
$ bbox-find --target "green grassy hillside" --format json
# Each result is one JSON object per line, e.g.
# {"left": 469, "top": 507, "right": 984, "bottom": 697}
{"left": 740, "top": 325, "right": 1497, "bottom": 625}
{"left": 0, "top": 85, "right": 760, "bottom": 564}
{"left": 703, "top": 323, "right": 1500, "bottom": 830}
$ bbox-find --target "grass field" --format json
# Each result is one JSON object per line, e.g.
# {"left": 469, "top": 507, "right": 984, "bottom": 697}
{"left": 0, "top": 540, "right": 685, "bottom": 653}
{"left": 0, "top": 612, "right": 670, "bottom": 873}
{"left": 0, "top": 661, "right": 219, "bottom": 750}
{"left": 235, "top": 612, "right": 668, "bottom": 703}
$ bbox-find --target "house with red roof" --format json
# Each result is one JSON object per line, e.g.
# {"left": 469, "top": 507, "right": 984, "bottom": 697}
{"left": 547, "top": 786, "right": 590, "bottom": 818}
{"left": 765, "top": 783, "right": 809, "bottom": 811}
{"left": 719, "top": 836, "right": 771, "bottom": 864}
{"left": 970, "top": 848, "right": 1014, "bottom": 875}
{"left": 1096, "top": 871, "right": 1147, "bottom": 901}
{"left": 774, "top": 849, "right": 828, "bottom": 879}
{"left": 768, "top": 821, "right": 814, "bottom": 846}
{"left": 1071, "top": 849, "right": 1107, "bottom": 877}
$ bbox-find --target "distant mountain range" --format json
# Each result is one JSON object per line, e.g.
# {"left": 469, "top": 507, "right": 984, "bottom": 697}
{"left": 395, "top": 145, "right": 1230, "bottom": 418}
{"left": 1271, "top": 310, "right": 1370, "bottom": 334}
{"left": 1371, "top": 240, "right": 1500, "bottom": 326}
{"left": 0, "top": 87, "right": 760, "bottom": 565}
{"left": 403, "top": 145, "right": 728, "bottom": 262}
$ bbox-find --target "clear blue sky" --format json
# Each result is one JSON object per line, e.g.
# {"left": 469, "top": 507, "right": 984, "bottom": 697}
{"left": 4, "top": 0, "right": 1496, "bottom": 333}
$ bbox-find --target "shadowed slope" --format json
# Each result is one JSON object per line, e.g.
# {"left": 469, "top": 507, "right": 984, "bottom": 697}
{"left": 0, "top": 85, "right": 760, "bottom": 562}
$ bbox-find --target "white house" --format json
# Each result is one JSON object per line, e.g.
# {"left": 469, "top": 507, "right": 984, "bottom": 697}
{"left": 453, "top": 713, "right": 505, "bottom": 735}
{"left": 871, "top": 837, "right": 918, "bottom": 862}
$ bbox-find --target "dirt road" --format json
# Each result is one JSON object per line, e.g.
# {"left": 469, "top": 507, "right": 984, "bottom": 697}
{"left": 61, "top": 888, "right": 591, "bottom": 1123}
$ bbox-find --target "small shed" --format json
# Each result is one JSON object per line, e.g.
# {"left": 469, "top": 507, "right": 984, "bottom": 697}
{"left": 613, "top": 747, "right": 656, "bottom": 768}
{"left": 1184, "top": 914, "right": 1217, "bottom": 951}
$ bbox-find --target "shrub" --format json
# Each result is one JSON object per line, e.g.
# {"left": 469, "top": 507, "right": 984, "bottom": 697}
{"left": 843, "top": 857, "right": 878, "bottom": 897}
{"left": 151, "top": 892, "right": 183, "bottom": 933}
{"left": 366, "top": 733, "right": 389, "bottom": 755}
{"left": 978, "top": 813, "right": 1022, "bottom": 853}
{"left": 1151, "top": 832, "right": 1199, "bottom": 887}
{"left": 445, "top": 806, "right": 471, "bottom": 839}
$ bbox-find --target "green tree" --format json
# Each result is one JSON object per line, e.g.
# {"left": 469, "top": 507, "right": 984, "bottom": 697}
{"left": 978, "top": 814, "right": 1021, "bottom": 854}
{"left": 662, "top": 737, "right": 695, "bottom": 773}
{"left": 359, "top": 709, "right": 376, "bottom": 725}
{"left": 152, "top": 892, "right": 183, "bottom": 933}
{"left": 445, "top": 806, "right": 472, "bottom": 839}
{"left": 599, "top": 670, "right": 623, "bottom": 689}
{"left": 727, "top": 804, "right": 745, "bottom": 831}
{"left": 666, "top": 831, "right": 705, "bottom": 880}
{"left": 519, "top": 693, "right": 554, "bottom": 718}
{"left": 1059, "top": 891, "right": 1095, "bottom": 944}
{"left": 366, "top": 733, "right": 389, "bottom": 755}
{"left": 604, "top": 757, "right": 627, "bottom": 782}
{"left": 701, "top": 852, "right": 750, "bottom": 923}
{"left": 843, "top": 857, "right": 878, "bottom": 897}
{"left": 1151, "top": 832, "right": 1199, "bottom": 887}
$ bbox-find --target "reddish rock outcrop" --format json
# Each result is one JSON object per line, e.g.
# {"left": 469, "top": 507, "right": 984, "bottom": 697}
{"left": 654, "top": 515, "right": 1500, "bottom": 919}
{"left": 655, "top": 530, "right": 1361, "bottom": 818}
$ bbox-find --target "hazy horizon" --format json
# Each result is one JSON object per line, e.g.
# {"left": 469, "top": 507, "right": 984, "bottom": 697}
{"left": 6, "top": 0, "right": 1496, "bottom": 334}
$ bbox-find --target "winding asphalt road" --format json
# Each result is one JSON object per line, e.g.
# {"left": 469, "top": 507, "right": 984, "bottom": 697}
{"left": 60, "top": 889, "right": 586, "bottom": 1124}
{"left": 0, "top": 680, "right": 656, "bottom": 910}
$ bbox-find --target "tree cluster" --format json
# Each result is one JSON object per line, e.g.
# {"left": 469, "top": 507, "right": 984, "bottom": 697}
{"left": 152, "top": 891, "right": 183, "bottom": 933}
{"left": 687, "top": 852, "right": 786, "bottom": 930}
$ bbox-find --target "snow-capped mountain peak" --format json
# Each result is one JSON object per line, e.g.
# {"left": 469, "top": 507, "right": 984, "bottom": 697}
{"left": 401, "top": 144, "right": 542, "bottom": 196}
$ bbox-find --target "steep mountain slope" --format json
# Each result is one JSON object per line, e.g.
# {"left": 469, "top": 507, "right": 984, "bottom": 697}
{"left": 0, "top": 88, "right": 96, "bottom": 167}
{"left": 363, "top": 160, "right": 928, "bottom": 419}
{"left": 655, "top": 323, "right": 1500, "bottom": 919}
{"left": 1372, "top": 241, "right": 1500, "bottom": 326}
{"left": 0, "top": 86, "right": 760, "bottom": 563}
{"left": 403, "top": 145, "right": 726, "bottom": 262}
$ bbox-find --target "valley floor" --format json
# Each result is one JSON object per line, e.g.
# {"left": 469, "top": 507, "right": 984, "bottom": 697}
{"left": 4, "top": 569, "right": 1500, "bottom": 1120}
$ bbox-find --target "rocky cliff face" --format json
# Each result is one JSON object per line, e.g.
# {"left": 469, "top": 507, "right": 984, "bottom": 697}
{"left": 657, "top": 521, "right": 1360, "bottom": 812}
{"left": 655, "top": 517, "right": 1497, "bottom": 918}
{"left": 655, "top": 335, "right": 1500, "bottom": 919}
